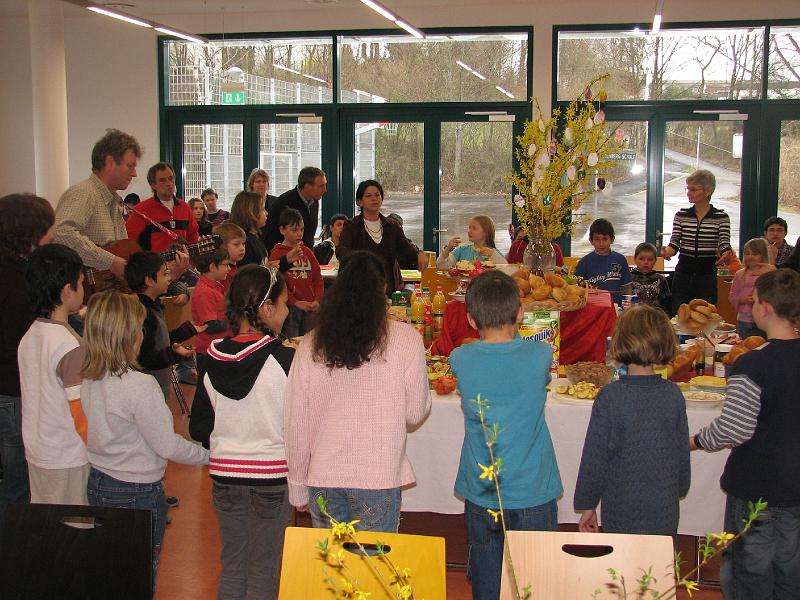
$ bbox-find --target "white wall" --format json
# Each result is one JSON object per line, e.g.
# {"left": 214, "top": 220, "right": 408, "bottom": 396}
{"left": 1, "top": 0, "right": 798, "bottom": 200}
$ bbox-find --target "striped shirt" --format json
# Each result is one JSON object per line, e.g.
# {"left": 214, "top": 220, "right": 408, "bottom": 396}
{"left": 53, "top": 174, "right": 128, "bottom": 270}
{"left": 667, "top": 205, "right": 731, "bottom": 275}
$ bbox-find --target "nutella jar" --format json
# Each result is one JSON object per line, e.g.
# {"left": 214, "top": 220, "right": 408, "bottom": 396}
{"left": 714, "top": 344, "right": 733, "bottom": 378}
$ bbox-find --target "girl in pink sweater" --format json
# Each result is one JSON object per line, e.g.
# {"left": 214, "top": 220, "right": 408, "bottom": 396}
{"left": 729, "top": 238, "right": 775, "bottom": 339}
{"left": 284, "top": 250, "right": 431, "bottom": 532}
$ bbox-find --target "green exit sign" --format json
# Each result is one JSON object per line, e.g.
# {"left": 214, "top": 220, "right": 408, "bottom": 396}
{"left": 222, "top": 91, "right": 246, "bottom": 105}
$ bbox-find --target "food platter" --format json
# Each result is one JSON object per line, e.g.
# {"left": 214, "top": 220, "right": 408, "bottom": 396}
{"left": 683, "top": 390, "right": 725, "bottom": 407}
{"left": 550, "top": 377, "right": 599, "bottom": 404}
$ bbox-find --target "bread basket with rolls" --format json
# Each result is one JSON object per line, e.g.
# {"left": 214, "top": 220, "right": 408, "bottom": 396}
{"left": 511, "top": 269, "right": 588, "bottom": 312}
{"left": 675, "top": 298, "right": 723, "bottom": 336}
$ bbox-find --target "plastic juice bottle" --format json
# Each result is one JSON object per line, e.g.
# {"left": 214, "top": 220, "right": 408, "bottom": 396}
{"left": 422, "top": 287, "right": 432, "bottom": 305}
{"left": 411, "top": 289, "right": 425, "bottom": 336}
{"left": 424, "top": 303, "right": 433, "bottom": 343}
{"left": 432, "top": 286, "right": 446, "bottom": 332}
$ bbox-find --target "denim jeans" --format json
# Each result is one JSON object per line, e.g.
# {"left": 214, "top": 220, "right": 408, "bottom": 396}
{"left": 671, "top": 271, "right": 717, "bottom": 315}
{"left": 464, "top": 498, "right": 558, "bottom": 600}
{"left": 308, "top": 487, "right": 401, "bottom": 533}
{"left": 87, "top": 467, "right": 167, "bottom": 592}
{"left": 0, "top": 394, "right": 30, "bottom": 548}
{"left": 212, "top": 481, "right": 292, "bottom": 600}
{"left": 721, "top": 495, "right": 800, "bottom": 600}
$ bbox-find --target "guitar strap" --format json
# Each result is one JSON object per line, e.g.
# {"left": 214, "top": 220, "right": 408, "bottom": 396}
{"left": 124, "top": 199, "right": 187, "bottom": 246}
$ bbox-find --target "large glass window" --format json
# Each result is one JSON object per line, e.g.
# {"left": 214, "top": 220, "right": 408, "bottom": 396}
{"left": 778, "top": 120, "right": 800, "bottom": 237}
{"left": 661, "top": 120, "right": 743, "bottom": 256}
{"left": 768, "top": 27, "right": 800, "bottom": 99}
{"left": 570, "top": 122, "right": 649, "bottom": 258}
{"left": 339, "top": 33, "right": 527, "bottom": 103}
{"left": 353, "top": 122, "right": 425, "bottom": 248}
{"left": 258, "top": 123, "right": 322, "bottom": 196}
{"left": 557, "top": 27, "right": 765, "bottom": 101}
{"left": 440, "top": 121, "right": 514, "bottom": 257}
{"left": 165, "top": 38, "right": 333, "bottom": 106}
{"left": 182, "top": 124, "right": 243, "bottom": 209}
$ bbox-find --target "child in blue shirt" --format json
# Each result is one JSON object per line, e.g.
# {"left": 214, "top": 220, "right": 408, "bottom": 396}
{"left": 576, "top": 218, "right": 632, "bottom": 305}
{"left": 451, "top": 270, "right": 562, "bottom": 600}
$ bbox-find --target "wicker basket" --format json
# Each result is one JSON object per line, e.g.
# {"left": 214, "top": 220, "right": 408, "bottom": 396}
{"left": 521, "top": 294, "right": 587, "bottom": 312}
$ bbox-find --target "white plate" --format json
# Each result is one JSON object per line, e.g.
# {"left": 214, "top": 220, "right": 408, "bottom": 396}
{"left": 549, "top": 378, "right": 598, "bottom": 404}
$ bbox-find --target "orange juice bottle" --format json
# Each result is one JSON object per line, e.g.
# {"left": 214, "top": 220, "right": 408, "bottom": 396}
{"left": 432, "top": 286, "right": 446, "bottom": 332}
{"left": 411, "top": 288, "right": 425, "bottom": 336}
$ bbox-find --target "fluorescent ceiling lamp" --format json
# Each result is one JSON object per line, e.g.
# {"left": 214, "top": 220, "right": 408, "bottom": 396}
{"left": 395, "top": 20, "right": 424, "bottom": 39}
{"left": 456, "top": 60, "right": 486, "bottom": 80}
{"left": 274, "top": 64, "right": 327, "bottom": 84}
{"left": 87, "top": 6, "right": 152, "bottom": 28}
{"left": 471, "top": 70, "right": 487, "bottom": 81}
{"left": 652, "top": 0, "right": 664, "bottom": 34}
{"left": 359, "top": 0, "right": 396, "bottom": 21}
{"left": 154, "top": 26, "right": 207, "bottom": 44}
{"left": 495, "top": 85, "right": 514, "bottom": 99}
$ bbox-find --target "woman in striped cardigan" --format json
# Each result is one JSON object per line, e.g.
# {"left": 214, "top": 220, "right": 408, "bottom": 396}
{"left": 662, "top": 169, "right": 733, "bottom": 314}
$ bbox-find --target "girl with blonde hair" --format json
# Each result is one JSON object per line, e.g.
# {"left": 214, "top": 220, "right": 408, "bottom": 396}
{"left": 81, "top": 291, "right": 209, "bottom": 589}
{"left": 730, "top": 237, "right": 776, "bottom": 339}
{"left": 438, "top": 214, "right": 506, "bottom": 268}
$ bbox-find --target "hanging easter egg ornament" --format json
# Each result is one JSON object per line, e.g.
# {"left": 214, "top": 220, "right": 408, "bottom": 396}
{"left": 538, "top": 119, "right": 546, "bottom": 132}
{"left": 543, "top": 195, "right": 552, "bottom": 206}
{"left": 587, "top": 152, "right": 599, "bottom": 167}
{"left": 594, "top": 110, "right": 605, "bottom": 125}
{"left": 584, "top": 87, "right": 593, "bottom": 102}
{"left": 528, "top": 144, "right": 536, "bottom": 157}
{"left": 564, "top": 127, "right": 574, "bottom": 148}
{"left": 596, "top": 177, "right": 606, "bottom": 191}
{"left": 614, "top": 128, "right": 626, "bottom": 144}
{"left": 561, "top": 173, "right": 569, "bottom": 186}
{"left": 585, "top": 117, "right": 593, "bottom": 130}
{"left": 597, "top": 90, "right": 608, "bottom": 104}
{"left": 566, "top": 165, "right": 577, "bottom": 181}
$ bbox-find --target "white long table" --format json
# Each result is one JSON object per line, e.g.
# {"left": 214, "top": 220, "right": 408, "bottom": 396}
{"left": 403, "top": 392, "right": 730, "bottom": 537}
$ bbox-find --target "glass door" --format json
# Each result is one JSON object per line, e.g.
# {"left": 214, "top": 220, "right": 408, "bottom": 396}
{"left": 661, "top": 119, "right": 744, "bottom": 255}
{"left": 181, "top": 123, "right": 244, "bottom": 210}
{"left": 777, "top": 119, "right": 800, "bottom": 238}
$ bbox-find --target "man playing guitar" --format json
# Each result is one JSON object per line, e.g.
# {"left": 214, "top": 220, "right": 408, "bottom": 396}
{"left": 53, "top": 129, "right": 190, "bottom": 285}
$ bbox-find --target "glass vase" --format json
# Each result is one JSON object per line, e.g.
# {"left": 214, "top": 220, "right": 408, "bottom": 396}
{"left": 522, "top": 230, "right": 556, "bottom": 276}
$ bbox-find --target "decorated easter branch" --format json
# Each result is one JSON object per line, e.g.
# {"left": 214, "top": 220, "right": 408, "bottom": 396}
{"left": 510, "top": 74, "right": 626, "bottom": 242}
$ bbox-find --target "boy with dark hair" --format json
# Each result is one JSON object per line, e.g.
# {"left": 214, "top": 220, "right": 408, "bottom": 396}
{"left": 202, "top": 188, "right": 229, "bottom": 226}
{"left": 450, "top": 270, "right": 562, "bottom": 600}
{"left": 691, "top": 268, "right": 800, "bottom": 599}
{"left": 269, "top": 208, "right": 323, "bottom": 338}
{"left": 630, "top": 242, "right": 670, "bottom": 311}
{"left": 763, "top": 216, "right": 793, "bottom": 267}
{"left": 124, "top": 252, "right": 205, "bottom": 401}
{"left": 19, "top": 244, "right": 89, "bottom": 504}
{"left": 575, "top": 218, "right": 632, "bottom": 305}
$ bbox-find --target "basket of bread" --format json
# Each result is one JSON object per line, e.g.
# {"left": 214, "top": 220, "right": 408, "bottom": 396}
{"left": 675, "top": 298, "right": 723, "bottom": 335}
{"left": 565, "top": 361, "right": 614, "bottom": 387}
{"left": 511, "top": 269, "right": 588, "bottom": 312}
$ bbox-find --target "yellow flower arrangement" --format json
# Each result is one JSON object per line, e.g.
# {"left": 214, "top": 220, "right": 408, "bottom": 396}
{"left": 510, "top": 74, "right": 625, "bottom": 242}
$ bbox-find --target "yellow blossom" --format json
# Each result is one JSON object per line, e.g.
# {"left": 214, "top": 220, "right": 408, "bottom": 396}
{"left": 487, "top": 509, "right": 501, "bottom": 523}
{"left": 341, "top": 579, "right": 354, "bottom": 593}
{"left": 478, "top": 463, "right": 497, "bottom": 482}
{"left": 401, "top": 567, "right": 412, "bottom": 579}
{"left": 684, "top": 580, "right": 699, "bottom": 597}
{"left": 395, "top": 583, "right": 413, "bottom": 599}
{"left": 711, "top": 532, "right": 735, "bottom": 547}
{"left": 354, "top": 592, "right": 371, "bottom": 600}
{"left": 331, "top": 519, "right": 360, "bottom": 539}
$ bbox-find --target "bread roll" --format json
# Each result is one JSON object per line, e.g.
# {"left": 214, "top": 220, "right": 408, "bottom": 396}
{"left": 689, "top": 299, "right": 708, "bottom": 309}
{"left": 694, "top": 304, "right": 713, "bottom": 317}
{"left": 531, "top": 284, "right": 552, "bottom": 301}
{"left": 514, "top": 277, "right": 531, "bottom": 294}
{"left": 723, "top": 345, "right": 748, "bottom": 365}
{"left": 552, "top": 286, "right": 568, "bottom": 302}
{"left": 743, "top": 335, "right": 766, "bottom": 350}
{"left": 529, "top": 274, "right": 546, "bottom": 289}
{"left": 545, "top": 272, "right": 566, "bottom": 288}
{"left": 690, "top": 310, "right": 709, "bottom": 324}
{"left": 678, "top": 304, "right": 692, "bottom": 322}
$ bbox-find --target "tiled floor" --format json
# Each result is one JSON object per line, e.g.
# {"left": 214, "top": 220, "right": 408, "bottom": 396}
{"left": 155, "top": 384, "right": 723, "bottom": 599}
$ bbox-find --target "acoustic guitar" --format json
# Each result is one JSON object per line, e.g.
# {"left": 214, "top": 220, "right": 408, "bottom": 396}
{"left": 83, "top": 235, "right": 222, "bottom": 300}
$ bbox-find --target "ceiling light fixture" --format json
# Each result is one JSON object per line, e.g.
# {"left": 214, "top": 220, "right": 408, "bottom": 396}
{"left": 78, "top": 2, "right": 208, "bottom": 43}
{"left": 652, "top": 0, "right": 664, "bottom": 34}
{"left": 456, "top": 60, "right": 486, "bottom": 81}
{"left": 495, "top": 85, "right": 514, "bottom": 99}
{"left": 273, "top": 63, "right": 328, "bottom": 84}
{"left": 87, "top": 5, "right": 151, "bottom": 27}
{"left": 358, "top": 0, "right": 425, "bottom": 39}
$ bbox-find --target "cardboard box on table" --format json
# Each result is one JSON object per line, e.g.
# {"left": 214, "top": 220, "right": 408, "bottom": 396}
{"left": 279, "top": 526, "right": 446, "bottom": 599}
{"left": 501, "top": 530, "right": 675, "bottom": 599}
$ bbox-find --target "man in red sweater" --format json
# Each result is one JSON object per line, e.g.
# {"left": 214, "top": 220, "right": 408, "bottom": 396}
{"left": 126, "top": 162, "right": 199, "bottom": 253}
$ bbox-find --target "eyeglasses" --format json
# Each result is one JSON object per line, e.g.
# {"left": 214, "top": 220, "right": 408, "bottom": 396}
{"left": 257, "top": 265, "right": 279, "bottom": 309}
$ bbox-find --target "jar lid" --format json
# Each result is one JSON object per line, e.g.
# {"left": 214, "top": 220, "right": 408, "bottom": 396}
{"left": 715, "top": 344, "right": 734, "bottom": 352}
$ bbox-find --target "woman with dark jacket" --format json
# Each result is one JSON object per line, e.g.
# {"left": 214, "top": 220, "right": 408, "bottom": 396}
{"left": 337, "top": 180, "right": 426, "bottom": 294}
{"left": 313, "top": 213, "right": 348, "bottom": 267}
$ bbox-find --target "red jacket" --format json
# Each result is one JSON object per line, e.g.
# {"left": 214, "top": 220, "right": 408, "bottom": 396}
{"left": 191, "top": 275, "right": 229, "bottom": 354}
{"left": 269, "top": 243, "right": 323, "bottom": 306}
{"left": 125, "top": 196, "right": 199, "bottom": 253}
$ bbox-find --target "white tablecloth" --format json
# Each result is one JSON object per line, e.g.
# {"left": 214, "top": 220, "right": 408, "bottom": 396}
{"left": 403, "top": 392, "right": 730, "bottom": 537}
